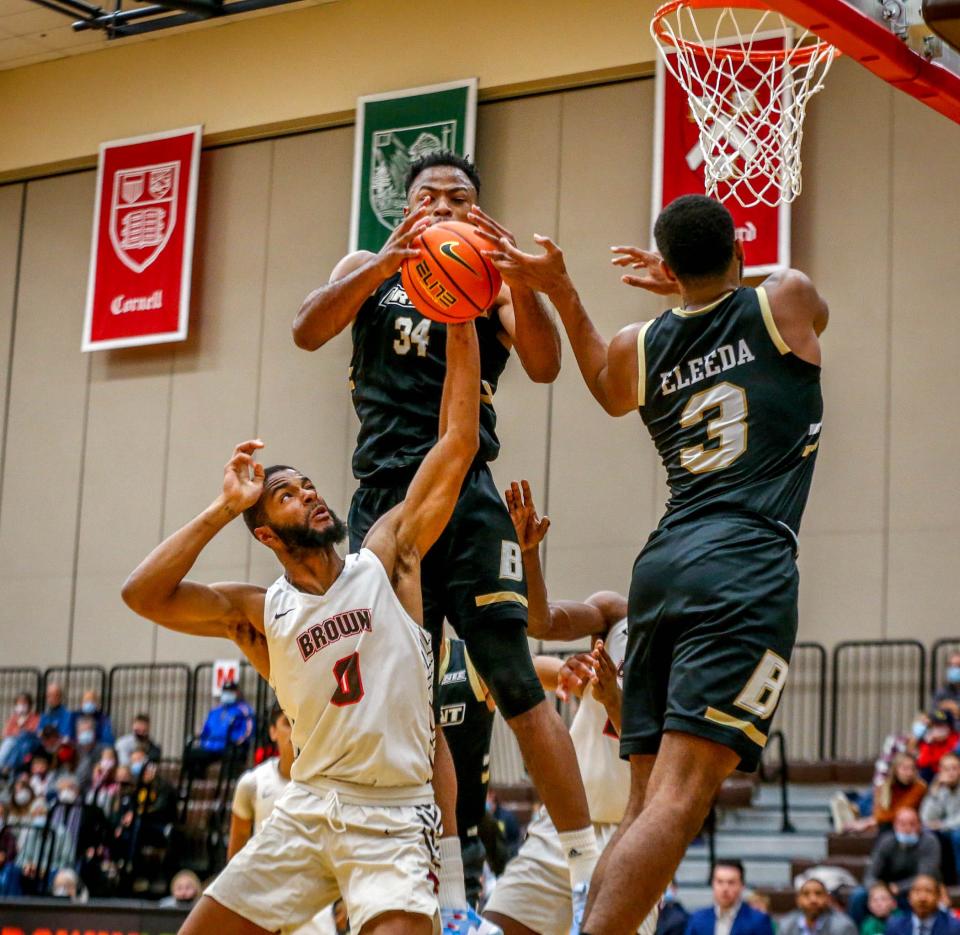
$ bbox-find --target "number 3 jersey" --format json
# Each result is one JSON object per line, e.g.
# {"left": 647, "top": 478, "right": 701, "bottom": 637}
{"left": 263, "top": 548, "right": 435, "bottom": 803}
{"left": 350, "top": 272, "right": 510, "bottom": 486}
{"left": 638, "top": 286, "right": 822, "bottom": 538}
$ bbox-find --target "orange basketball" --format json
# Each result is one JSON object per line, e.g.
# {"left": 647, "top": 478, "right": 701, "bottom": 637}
{"left": 401, "top": 221, "right": 502, "bottom": 324}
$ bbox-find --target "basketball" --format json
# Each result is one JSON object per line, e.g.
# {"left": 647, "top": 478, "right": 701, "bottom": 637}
{"left": 401, "top": 220, "right": 502, "bottom": 324}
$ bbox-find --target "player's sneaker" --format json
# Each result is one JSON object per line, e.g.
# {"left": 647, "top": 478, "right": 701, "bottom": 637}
{"left": 569, "top": 881, "right": 590, "bottom": 934}
{"left": 441, "top": 907, "right": 503, "bottom": 934}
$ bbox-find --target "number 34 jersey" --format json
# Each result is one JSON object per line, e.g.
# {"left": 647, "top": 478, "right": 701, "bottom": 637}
{"left": 350, "top": 273, "right": 510, "bottom": 486}
{"left": 263, "top": 549, "right": 435, "bottom": 803}
{"left": 639, "top": 286, "right": 822, "bottom": 538}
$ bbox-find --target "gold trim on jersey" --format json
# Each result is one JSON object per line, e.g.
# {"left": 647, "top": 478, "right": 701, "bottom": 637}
{"left": 636, "top": 320, "right": 654, "bottom": 408}
{"left": 704, "top": 706, "right": 768, "bottom": 748}
{"left": 481, "top": 380, "right": 495, "bottom": 405}
{"left": 474, "top": 591, "right": 528, "bottom": 609}
{"left": 802, "top": 440, "right": 820, "bottom": 458}
{"left": 757, "top": 286, "right": 791, "bottom": 356}
{"left": 348, "top": 366, "right": 355, "bottom": 391}
{"left": 438, "top": 637, "right": 452, "bottom": 683}
{"left": 670, "top": 291, "right": 734, "bottom": 319}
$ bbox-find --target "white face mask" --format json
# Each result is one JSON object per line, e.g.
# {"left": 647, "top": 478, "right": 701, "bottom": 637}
{"left": 14, "top": 789, "right": 31, "bottom": 806}
{"left": 220, "top": 691, "right": 237, "bottom": 705}
{"left": 59, "top": 788, "right": 78, "bottom": 805}
{"left": 14, "top": 703, "right": 28, "bottom": 715}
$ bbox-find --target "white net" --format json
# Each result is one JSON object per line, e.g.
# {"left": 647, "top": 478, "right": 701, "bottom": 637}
{"left": 652, "top": 2, "right": 837, "bottom": 206}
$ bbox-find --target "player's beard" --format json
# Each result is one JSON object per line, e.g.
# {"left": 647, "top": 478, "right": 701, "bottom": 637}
{"left": 271, "top": 510, "right": 347, "bottom": 552}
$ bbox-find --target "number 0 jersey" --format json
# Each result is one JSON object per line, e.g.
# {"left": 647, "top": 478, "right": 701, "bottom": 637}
{"left": 350, "top": 273, "right": 510, "bottom": 486}
{"left": 638, "top": 286, "right": 822, "bottom": 537}
{"left": 263, "top": 549, "right": 435, "bottom": 803}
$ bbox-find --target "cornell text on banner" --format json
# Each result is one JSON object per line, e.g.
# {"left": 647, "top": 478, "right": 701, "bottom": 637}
{"left": 82, "top": 125, "right": 202, "bottom": 352}
{"left": 652, "top": 36, "right": 790, "bottom": 276}
{"left": 350, "top": 79, "right": 477, "bottom": 253}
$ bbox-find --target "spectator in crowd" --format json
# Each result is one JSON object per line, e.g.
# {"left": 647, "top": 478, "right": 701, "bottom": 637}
{"left": 7, "top": 773, "right": 35, "bottom": 820}
{"left": 874, "top": 717, "right": 927, "bottom": 790}
{"left": 71, "top": 690, "right": 114, "bottom": 746}
{"left": 72, "top": 715, "right": 109, "bottom": 788}
{"left": 16, "top": 796, "right": 75, "bottom": 894}
{"left": 871, "top": 755, "right": 929, "bottom": 833}
{"left": 934, "top": 655, "right": 960, "bottom": 719}
{"left": 0, "top": 801, "right": 18, "bottom": 896}
{"left": 917, "top": 712, "right": 960, "bottom": 783}
{"left": 129, "top": 753, "right": 177, "bottom": 843}
{"left": 920, "top": 753, "right": 960, "bottom": 868}
{"left": 0, "top": 693, "right": 40, "bottom": 771}
{"left": 485, "top": 790, "right": 522, "bottom": 860}
{"left": 183, "top": 681, "right": 254, "bottom": 778}
{"left": 685, "top": 860, "right": 774, "bottom": 935}
{"left": 658, "top": 883, "right": 691, "bottom": 935}
{"left": 861, "top": 882, "right": 902, "bottom": 935}
{"left": 38, "top": 683, "right": 72, "bottom": 739}
{"left": 115, "top": 713, "right": 161, "bottom": 767}
{"left": 48, "top": 776, "right": 110, "bottom": 888}
{"left": 85, "top": 748, "right": 120, "bottom": 812}
{"left": 51, "top": 867, "right": 88, "bottom": 902}
{"left": 28, "top": 750, "right": 54, "bottom": 799}
{"left": 884, "top": 874, "right": 960, "bottom": 935}
{"left": 159, "top": 868, "right": 202, "bottom": 909}
{"left": 779, "top": 877, "right": 857, "bottom": 935}
{"left": 36, "top": 724, "right": 77, "bottom": 779}
{"left": 852, "top": 808, "right": 943, "bottom": 922}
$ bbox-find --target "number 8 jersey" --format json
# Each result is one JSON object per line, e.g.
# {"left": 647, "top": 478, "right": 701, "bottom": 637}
{"left": 264, "top": 548, "right": 435, "bottom": 803}
{"left": 638, "top": 286, "right": 822, "bottom": 538}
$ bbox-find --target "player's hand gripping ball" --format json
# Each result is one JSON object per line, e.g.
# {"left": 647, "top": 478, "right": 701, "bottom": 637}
{"left": 401, "top": 220, "right": 502, "bottom": 324}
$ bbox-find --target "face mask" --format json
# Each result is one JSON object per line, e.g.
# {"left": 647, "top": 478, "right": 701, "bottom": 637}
{"left": 130, "top": 760, "right": 145, "bottom": 777}
{"left": 81, "top": 701, "right": 97, "bottom": 714}
{"left": 77, "top": 729, "right": 95, "bottom": 746}
{"left": 99, "top": 759, "right": 115, "bottom": 771}
{"left": 895, "top": 832, "right": 919, "bottom": 846}
{"left": 912, "top": 721, "right": 928, "bottom": 739}
{"left": 59, "top": 788, "right": 78, "bottom": 805}
{"left": 14, "top": 703, "right": 28, "bottom": 715}
{"left": 14, "top": 789, "right": 31, "bottom": 806}
{"left": 31, "top": 815, "right": 46, "bottom": 828}
{"left": 52, "top": 887, "right": 71, "bottom": 898}
{"left": 220, "top": 692, "right": 237, "bottom": 705}
{"left": 948, "top": 667, "right": 960, "bottom": 685}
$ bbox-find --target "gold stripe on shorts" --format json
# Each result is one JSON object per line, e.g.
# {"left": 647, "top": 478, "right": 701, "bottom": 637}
{"left": 704, "top": 706, "right": 768, "bottom": 749}
{"left": 474, "top": 591, "right": 528, "bottom": 608}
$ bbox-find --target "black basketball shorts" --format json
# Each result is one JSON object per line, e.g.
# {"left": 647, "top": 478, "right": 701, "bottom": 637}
{"left": 620, "top": 515, "right": 799, "bottom": 772}
{"left": 348, "top": 463, "right": 544, "bottom": 721}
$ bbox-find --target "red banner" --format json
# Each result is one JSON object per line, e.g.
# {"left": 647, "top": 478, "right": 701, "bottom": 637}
{"left": 652, "top": 36, "right": 790, "bottom": 276}
{"left": 82, "top": 126, "right": 202, "bottom": 351}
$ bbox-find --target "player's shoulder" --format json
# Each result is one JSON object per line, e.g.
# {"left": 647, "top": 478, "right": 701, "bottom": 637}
{"left": 330, "top": 250, "right": 377, "bottom": 283}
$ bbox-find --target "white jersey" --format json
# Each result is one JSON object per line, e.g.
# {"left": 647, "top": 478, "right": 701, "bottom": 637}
{"left": 232, "top": 758, "right": 289, "bottom": 835}
{"left": 568, "top": 618, "right": 630, "bottom": 825}
{"left": 264, "top": 548, "right": 435, "bottom": 803}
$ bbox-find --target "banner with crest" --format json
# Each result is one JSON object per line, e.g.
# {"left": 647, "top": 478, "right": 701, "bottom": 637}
{"left": 82, "top": 126, "right": 202, "bottom": 351}
{"left": 350, "top": 79, "right": 477, "bottom": 253}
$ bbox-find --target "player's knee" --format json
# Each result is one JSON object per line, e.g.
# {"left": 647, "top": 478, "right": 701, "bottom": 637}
{"left": 465, "top": 616, "right": 545, "bottom": 720}
{"left": 490, "top": 670, "right": 545, "bottom": 721}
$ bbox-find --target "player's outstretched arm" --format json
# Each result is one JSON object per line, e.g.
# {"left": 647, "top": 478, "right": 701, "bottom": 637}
{"left": 484, "top": 236, "right": 640, "bottom": 416}
{"left": 121, "top": 440, "right": 266, "bottom": 636}
{"left": 469, "top": 206, "right": 561, "bottom": 384}
{"left": 365, "top": 321, "right": 480, "bottom": 576}
{"left": 292, "top": 201, "right": 432, "bottom": 351}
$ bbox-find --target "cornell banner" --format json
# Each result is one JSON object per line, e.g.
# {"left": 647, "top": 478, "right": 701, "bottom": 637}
{"left": 349, "top": 79, "right": 478, "bottom": 253}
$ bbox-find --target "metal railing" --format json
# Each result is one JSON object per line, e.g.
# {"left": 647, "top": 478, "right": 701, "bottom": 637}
{"left": 831, "top": 640, "right": 926, "bottom": 760}
{"left": 773, "top": 641, "right": 828, "bottom": 761}
{"left": 930, "top": 638, "right": 960, "bottom": 696}
{"left": 759, "top": 729, "right": 796, "bottom": 832}
{"left": 107, "top": 663, "right": 192, "bottom": 760}
{"left": 0, "top": 667, "right": 42, "bottom": 718}
{"left": 41, "top": 664, "right": 108, "bottom": 710}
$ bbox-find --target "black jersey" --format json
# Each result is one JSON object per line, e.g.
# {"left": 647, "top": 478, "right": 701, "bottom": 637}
{"left": 438, "top": 637, "right": 495, "bottom": 841}
{"left": 350, "top": 273, "right": 510, "bottom": 486}
{"left": 639, "top": 286, "right": 822, "bottom": 537}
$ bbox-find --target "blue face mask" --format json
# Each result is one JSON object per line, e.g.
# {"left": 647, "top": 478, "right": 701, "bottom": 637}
{"left": 895, "top": 832, "right": 919, "bottom": 846}
{"left": 130, "top": 760, "right": 145, "bottom": 777}
{"left": 220, "top": 692, "right": 237, "bottom": 705}
{"left": 77, "top": 729, "right": 95, "bottom": 746}
{"left": 81, "top": 701, "right": 97, "bottom": 714}
{"left": 948, "top": 667, "right": 960, "bottom": 685}
{"left": 912, "top": 721, "right": 928, "bottom": 740}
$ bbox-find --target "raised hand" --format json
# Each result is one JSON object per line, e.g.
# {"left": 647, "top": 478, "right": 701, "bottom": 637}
{"left": 482, "top": 234, "right": 569, "bottom": 294}
{"left": 590, "top": 639, "right": 623, "bottom": 711}
{"left": 374, "top": 199, "right": 432, "bottom": 277}
{"left": 505, "top": 479, "right": 550, "bottom": 554}
{"left": 468, "top": 205, "right": 518, "bottom": 250}
{"left": 610, "top": 245, "right": 678, "bottom": 295}
{"left": 557, "top": 652, "right": 598, "bottom": 703}
{"left": 223, "top": 440, "right": 265, "bottom": 513}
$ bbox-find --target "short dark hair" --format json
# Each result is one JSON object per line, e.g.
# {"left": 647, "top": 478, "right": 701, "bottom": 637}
{"left": 712, "top": 859, "right": 745, "bottom": 883}
{"left": 654, "top": 194, "right": 736, "bottom": 283}
{"left": 405, "top": 151, "right": 481, "bottom": 197}
{"left": 243, "top": 465, "right": 297, "bottom": 535}
{"left": 134, "top": 713, "right": 150, "bottom": 724}
{"left": 270, "top": 703, "right": 286, "bottom": 727}
{"left": 16, "top": 692, "right": 33, "bottom": 708}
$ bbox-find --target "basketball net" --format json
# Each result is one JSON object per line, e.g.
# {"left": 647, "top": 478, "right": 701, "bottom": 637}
{"left": 652, "top": 1, "right": 838, "bottom": 206}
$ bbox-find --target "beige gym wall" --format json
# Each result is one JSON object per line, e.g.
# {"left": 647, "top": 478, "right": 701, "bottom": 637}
{"left": 0, "top": 59, "right": 959, "bottom": 678}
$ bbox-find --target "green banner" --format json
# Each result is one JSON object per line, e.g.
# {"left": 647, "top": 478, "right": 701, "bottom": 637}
{"left": 350, "top": 79, "right": 478, "bottom": 253}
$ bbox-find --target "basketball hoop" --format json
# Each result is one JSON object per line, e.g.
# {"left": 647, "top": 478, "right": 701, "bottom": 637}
{"left": 651, "top": 0, "right": 838, "bottom": 206}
